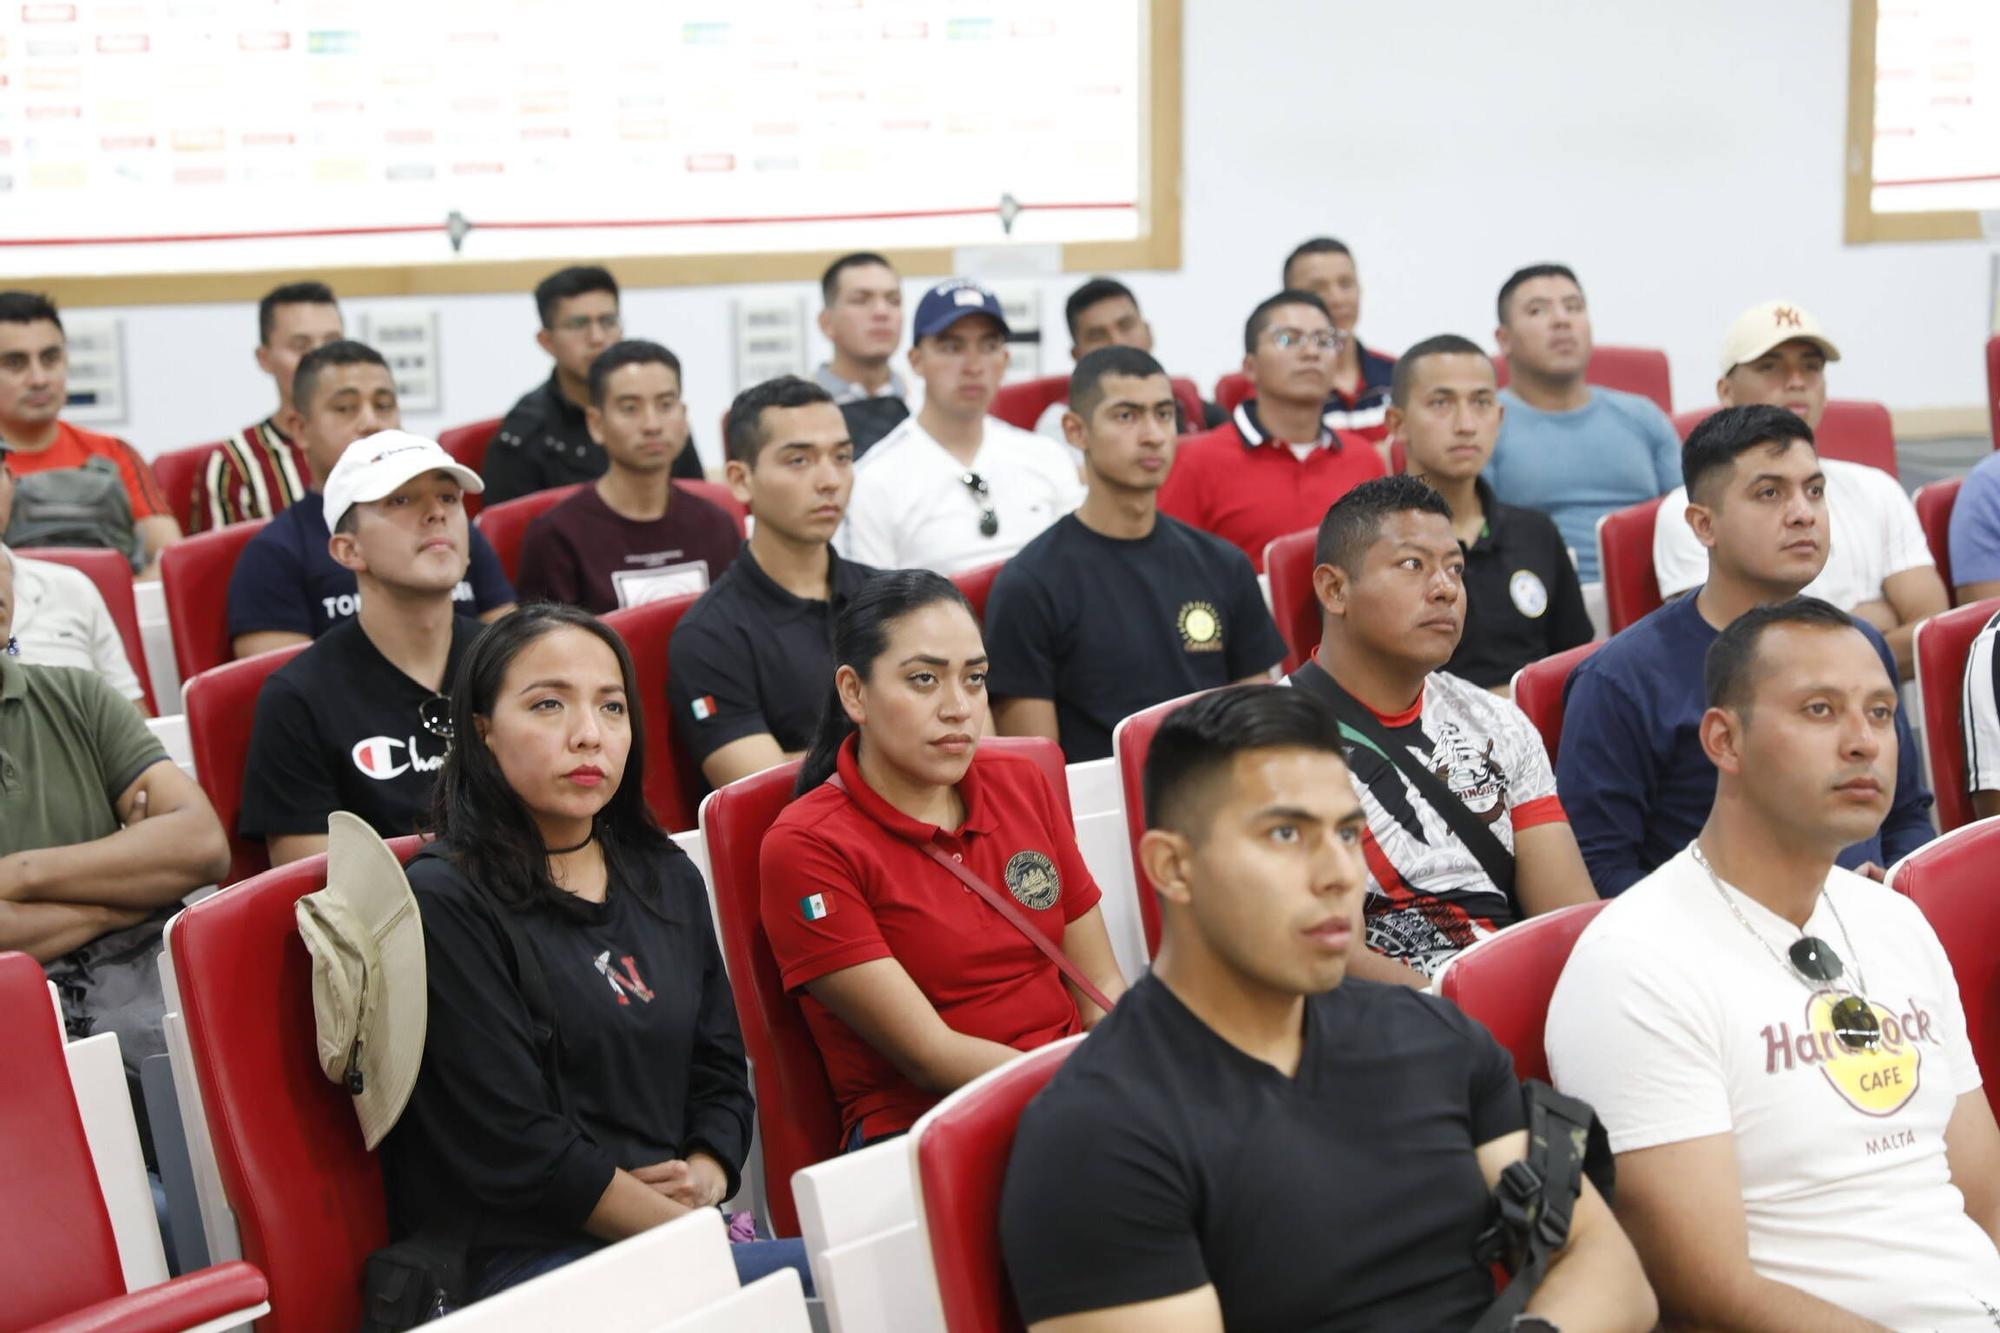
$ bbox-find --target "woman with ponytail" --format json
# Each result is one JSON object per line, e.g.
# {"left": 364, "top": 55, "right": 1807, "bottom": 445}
{"left": 762, "top": 569, "right": 1126, "bottom": 1150}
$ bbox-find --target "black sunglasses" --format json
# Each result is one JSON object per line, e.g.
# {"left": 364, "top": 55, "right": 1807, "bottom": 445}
{"left": 960, "top": 471, "right": 999, "bottom": 538}
{"left": 1789, "top": 937, "right": 1880, "bottom": 1051}
{"left": 419, "top": 696, "right": 453, "bottom": 742}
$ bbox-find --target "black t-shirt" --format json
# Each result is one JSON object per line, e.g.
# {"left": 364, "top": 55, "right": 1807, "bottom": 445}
{"left": 238, "top": 616, "right": 480, "bottom": 842}
{"left": 667, "top": 546, "right": 878, "bottom": 788}
{"left": 385, "top": 837, "right": 752, "bottom": 1250}
{"left": 1000, "top": 974, "right": 1526, "bottom": 1331}
{"left": 985, "top": 514, "right": 1287, "bottom": 762}
{"left": 484, "top": 372, "right": 703, "bottom": 506}
{"left": 1445, "top": 478, "right": 1594, "bottom": 688}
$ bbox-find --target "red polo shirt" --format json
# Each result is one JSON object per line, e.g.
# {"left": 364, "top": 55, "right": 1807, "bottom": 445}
{"left": 1158, "top": 400, "right": 1384, "bottom": 571}
{"left": 760, "top": 734, "right": 1101, "bottom": 1142}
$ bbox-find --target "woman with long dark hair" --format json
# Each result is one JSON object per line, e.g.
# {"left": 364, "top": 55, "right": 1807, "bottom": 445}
{"left": 762, "top": 570, "right": 1126, "bottom": 1149}
{"left": 385, "top": 603, "right": 807, "bottom": 1301}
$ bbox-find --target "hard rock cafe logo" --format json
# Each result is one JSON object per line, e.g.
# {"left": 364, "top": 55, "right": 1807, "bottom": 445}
{"left": 1177, "top": 601, "right": 1223, "bottom": 653}
{"left": 1762, "top": 993, "right": 1935, "bottom": 1116}
{"left": 1003, "top": 849, "right": 1062, "bottom": 911}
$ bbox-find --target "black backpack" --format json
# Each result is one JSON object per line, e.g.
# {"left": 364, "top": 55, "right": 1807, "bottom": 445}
{"left": 4, "top": 456, "right": 145, "bottom": 572}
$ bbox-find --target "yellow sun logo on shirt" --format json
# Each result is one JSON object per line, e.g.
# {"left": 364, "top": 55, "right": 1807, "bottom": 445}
{"left": 1178, "top": 601, "right": 1222, "bottom": 653}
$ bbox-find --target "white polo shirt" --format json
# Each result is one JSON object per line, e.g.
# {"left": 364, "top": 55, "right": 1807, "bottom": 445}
{"left": 837, "top": 414, "right": 1084, "bottom": 576}
{"left": 9, "top": 554, "right": 143, "bottom": 703}
{"left": 1653, "top": 457, "right": 1933, "bottom": 610}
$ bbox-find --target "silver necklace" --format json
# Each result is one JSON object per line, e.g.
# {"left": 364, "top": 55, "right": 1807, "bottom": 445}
{"left": 1690, "top": 843, "right": 1870, "bottom": 999}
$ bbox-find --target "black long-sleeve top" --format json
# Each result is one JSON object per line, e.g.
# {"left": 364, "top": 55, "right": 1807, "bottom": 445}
{"left": 386, "top": 838, "right": 752, "bottom": 1251}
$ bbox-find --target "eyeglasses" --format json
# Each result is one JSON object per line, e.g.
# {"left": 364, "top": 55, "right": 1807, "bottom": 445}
{"left": 961, "top": 471, "right": 999, "bottom": 538}
{"left": 1264, "top": 327, "right": 1346, "bottom": 352}
{"left": 419, "top": 696, "right": 453, "bottom": 742}
{"left": 553, "top": 313, "right": 622, "bottom": 335}
{"left": 1788, "top": 937, "right": 1881, "bottom": 1051}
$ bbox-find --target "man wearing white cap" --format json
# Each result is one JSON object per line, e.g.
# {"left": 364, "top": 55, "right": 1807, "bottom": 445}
{"left": 1653, "top": 301, "right": 1944, "bottom": 678}
{"left": 242, "top": 431, "right": 489, "bottom": 866}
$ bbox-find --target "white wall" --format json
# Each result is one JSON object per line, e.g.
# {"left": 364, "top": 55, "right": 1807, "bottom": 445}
{"left": 85, "top": 0, "right": 2000, "bottom": 465}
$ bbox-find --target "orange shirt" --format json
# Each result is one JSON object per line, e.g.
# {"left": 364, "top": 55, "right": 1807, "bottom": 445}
{"left": 4, "top": 421, "right": 170, "bottom": 521}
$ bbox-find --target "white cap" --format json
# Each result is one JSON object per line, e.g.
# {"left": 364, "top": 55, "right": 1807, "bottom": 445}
{"left": 322, "top": 430, "right": 482, "bottom": 531}
{"left": 1718, "top": 301, "right": 1842, "bottom": 375}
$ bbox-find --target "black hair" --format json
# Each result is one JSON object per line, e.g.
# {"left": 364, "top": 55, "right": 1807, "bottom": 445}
{"left": 795, "top": 570, "right": 977, "bottom": 794}
{"left": 724, "top": 374, "right": 839, "bottom": 466}
{"left": 257, "top": 281, "right": 337, "bottom": 344}
{"left": 1281, "top": 236, "right": 1352, "bottom": 286}
{"left": 0, "top": 291, "right": 62, "bottom": 333}
{"left": 1069, "top": 345, "right": 1169, "bottom": 421}
{"left": 431, "top": 603, "right": 669, "bottom": 916}
{"left": 821, "top": 252, "right": 896, "bottom": 306}
{"left": 1313, "top": 474, "right": 1453, "bottom": 572}
{"left": 1243, "top": 289, "right": 1332, "bottom": 355}
{"left": 1496, "top": 263, "right": 1581, "bottom": 325}
{"left": 534, "top": 265, "right": 619, "bottom": 328}
{"left": 1063, "top": 277, "right": 1139, "bottom": 342}
{"left": 1703, "top": 596, "right": 1858, "bottom": 717}
{"left": 1388, "top": 333, "right": 1492, "bottom": 408}
{"left": 1682, "top": 403, "right": 1817, "bottom": 505}
{"left": 292, "top": 339, "right": 389, "bottom": 415}
{"left": 1143, "top": 686, "right": 1348, "bottom": 838}
{"left": 587, "top": 339, "right": 681, "bottom": 408}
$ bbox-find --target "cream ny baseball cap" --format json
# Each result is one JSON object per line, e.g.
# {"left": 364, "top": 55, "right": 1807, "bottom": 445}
{"left": 1718, "top": 301, "right": 1842, "bottom": 375}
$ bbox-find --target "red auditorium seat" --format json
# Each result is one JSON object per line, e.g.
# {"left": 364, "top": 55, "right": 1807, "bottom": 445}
{"left": 1262, "top": 527, "right": 1320, "bottom": 674}
{"left": 1112, "top": 692, "right": 1210, "bottom": 958}
{"left": 17, "top": 544, "right": 158, "bottom": 714}
{"left": 438, "top": 417, "right": 502, "bottom": 518}
{"left": 1913, "top": 598, "right": 2000, "bottom": 834}
{"left": 913, "top": 1036, "right": 1084, "bottom": 1333}
{"left": 169, "top": 839, "right": 422, "bottom": 1333}
{"left": 1888, "top": 818, "right": 2000, "bottom": 1113}
{"left": 185, "top": 643, "right": 307, "bottom": 885}
{"left": 952, "top": 560, "right": 1007, "bottom": 624}
{"left": 474, "top": 483, "right": 583, "bottom": 584}
{"left": 601, "top": 592, "right": 704, "bottom": 833}
{"left": 1674, "top": 400, "right": 1898, "bottom": 478}
{"left": 151, "top": 441, "right": 225, "bottom": 533}
{"left": 161, "top": 517, "right": 270, "bottom": 685}
{"left": 1596, "top": 497, "right": 1664, "bottom": 632}
{"left": 1213, "top": 371, "right": 1252, "bottom": 414}
{"left": 0, "top": 950, "right": 272, "bottom": 1332}
{"left": 1436, "top": 900, "right": 1609, "bottom": 1085}
{"left": 679, "top": 477, "right": 750, "bottom": 531}
{"left": 1508, "top": 641, "right": 1602, "bottom": 765}
{"left": 702, "top": 737, "right": 1069, "bottom": 1237}
{"left": 1497, "top": 346, "right": 1672, "bottom": 415}
{"left": 1916, "top": 477, "right": 1962, "bottom": 595}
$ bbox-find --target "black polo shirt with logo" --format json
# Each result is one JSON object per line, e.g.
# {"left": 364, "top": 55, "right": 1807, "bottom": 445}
{"left": 667, "top": 547, "right": 879, "bottom": 789}
{"left": 1445, "top": 478, "right": 1594, "bottom": 688}
{"left": 484, "top": 371, "right": 703, "bottom": 506}
{"left": 239, "top": 616, "right": 481, "bottom": 843}
{"left": 985, "top": 513, "right": 1287, "bottom": 762}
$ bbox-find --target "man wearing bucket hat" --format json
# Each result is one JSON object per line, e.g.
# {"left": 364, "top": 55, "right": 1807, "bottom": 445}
{"left": 242, "top": 430, "right": 488, "bottom": 866}
{"left": 837, "top": 277, "right": 1084, "bottom": 575}
{"left": 1653, "top": 300, "right": 1946, "bottom": 679}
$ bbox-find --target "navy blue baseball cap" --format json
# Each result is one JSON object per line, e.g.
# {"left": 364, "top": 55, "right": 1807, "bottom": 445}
{"left": 911, "top": 279, "right": 1011, "bottom": 342}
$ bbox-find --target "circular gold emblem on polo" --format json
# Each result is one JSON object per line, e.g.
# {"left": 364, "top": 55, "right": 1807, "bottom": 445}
{"left": 1177, "top": 600, "right": 1222, "bottom": 652}
{"left": 1004, "top": 849, "right": 1062, "bottom": 911}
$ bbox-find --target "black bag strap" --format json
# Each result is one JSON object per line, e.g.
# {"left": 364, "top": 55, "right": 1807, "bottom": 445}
{"left": 1291, "top": 666, "right": 1517, "bottom": 909}
{"left": 1470, "top": 1080, "right": 1613, "bottom": 1332}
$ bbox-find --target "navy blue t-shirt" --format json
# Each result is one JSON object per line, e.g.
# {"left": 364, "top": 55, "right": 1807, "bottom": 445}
{"left": 1558, "top": 590, "right": 1934, "bottom": 895}
{"left": 225, "top": 491, "right": 514, "bottom": 640}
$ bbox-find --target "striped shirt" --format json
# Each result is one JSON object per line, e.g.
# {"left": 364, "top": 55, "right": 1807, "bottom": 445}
{"left": 188, "top": 417, "right": 313, "bottom": 533}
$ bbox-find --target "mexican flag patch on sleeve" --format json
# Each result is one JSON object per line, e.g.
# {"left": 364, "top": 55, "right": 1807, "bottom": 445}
{"left": 800, "top": 893, "right": 833, "bottom": 921}
{"left": 691, "top": 695, "right": 718, "bottom": 721}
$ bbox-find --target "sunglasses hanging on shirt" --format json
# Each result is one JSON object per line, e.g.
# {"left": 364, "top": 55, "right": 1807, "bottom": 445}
{"left": 960, "top": 471, "right": 999, "bottom": 538}
{"left": 418, "top": 696, "right": 453, "bottom": 743}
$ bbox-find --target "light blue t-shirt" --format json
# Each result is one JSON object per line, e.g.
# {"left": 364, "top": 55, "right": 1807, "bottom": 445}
{"left": 1485, "top": 386, "right": 1682, "bottom": 581}
{"left": 1948, "top": 450, "right": 2000, "bottom": 591}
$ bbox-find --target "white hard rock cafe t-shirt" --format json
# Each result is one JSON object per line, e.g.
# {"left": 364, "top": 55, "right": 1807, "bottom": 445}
{"left": 1546, "top": 850, "right": 2000, "bottom": 1329}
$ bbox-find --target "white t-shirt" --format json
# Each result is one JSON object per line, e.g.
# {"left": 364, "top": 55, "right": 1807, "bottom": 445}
{"left": 837, "top": 414, "right": 1085, "bottom": 576}
{"left": 1961, "top": 607, "right": 2000, "bottom": 794}
{"left": 1652, "top": 457, "right": 1934, "bottom": 608}
{"left": 1547, "top": 850, "right": 2000, "bottom": 1328}
{"left": 9, "top": 554, "right": 143, "bottom": 703}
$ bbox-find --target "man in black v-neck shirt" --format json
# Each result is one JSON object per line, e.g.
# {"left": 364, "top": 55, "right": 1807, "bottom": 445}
{"left": 242, "top": 431, "right": 489, "bottom": 864}
{"left": 998, "top": 687, "right": 1654, "bottom": 1332}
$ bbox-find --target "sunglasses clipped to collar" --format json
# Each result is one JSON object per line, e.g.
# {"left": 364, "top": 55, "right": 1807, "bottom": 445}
{"left": 1789, "top": 936, "right": 1881, "bottom": 1052}
{"left": 960, "top": 471, "right": 999, "bottom": 538}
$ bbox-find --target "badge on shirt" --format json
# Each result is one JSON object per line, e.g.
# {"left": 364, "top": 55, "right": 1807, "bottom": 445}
{"left": 800, "top": 893, "right": 834, "bottom": 922}
{"left": 1004, "top": 850, "right": 1061, "bottom": 911}
{"left": 1509, "top": 570, "right": 1549, "bottom": 619}
{"left": 691, "top": 695, "right": 718, "bottom": 721}
{"left": 1177, "top": 600, "right": 1223, "bottom": 653}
